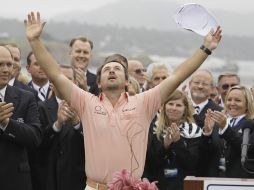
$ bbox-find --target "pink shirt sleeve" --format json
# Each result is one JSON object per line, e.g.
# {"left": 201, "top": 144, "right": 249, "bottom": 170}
{"left": 70, "top": 84, "right": 93, "bottom": 118}
{"left": 140, "top": 85, "right": 161, "bottom": 120}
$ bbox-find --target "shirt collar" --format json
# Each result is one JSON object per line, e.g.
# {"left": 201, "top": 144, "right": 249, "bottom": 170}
{"left": 99, "top": 92, "right": 129, "bottom": 102}
{"left": 32, "top": 81, "right": 50, "bottom": 93}
{"left": 218, "top": 95, "right": 224, "bottom": 107}
{"left": 0, "top": 85, "right": 7, "bottom": 101}
{"left": 228, "top": 114, "right": 246, "bottom": 124}
{"left": 8, "top": 78, "right": 15, "bottom": 86}
{"left": 192, "top": 99, "right": 209, "bottom": 113}
{"left": 55, "top": 96, "right": 62, "bottom": 105}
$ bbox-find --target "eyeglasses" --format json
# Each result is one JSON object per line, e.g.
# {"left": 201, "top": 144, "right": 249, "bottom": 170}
{"left": 153, "top": 76, "right": 167, "bottom": 81}
{"left": 210, "top": 93, "right": 217, "bottom": 98}
{"left": 134, "top": 68, "right": 146, "bottom": 74}
{"left": 221, "top": 83, "right": 238, "bottom": 90}
{"left": 192, "top": 81, "right": 211, "bottom": 87}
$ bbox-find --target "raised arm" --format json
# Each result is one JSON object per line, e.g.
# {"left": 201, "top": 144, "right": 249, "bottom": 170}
{"left": 159, "top": 27, "right": 222, "bottom": 104}
{"left": 24, "top": 12, "right": 73, "bottom": 103}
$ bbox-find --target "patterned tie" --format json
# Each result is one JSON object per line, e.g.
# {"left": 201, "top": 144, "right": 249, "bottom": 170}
{"left": 195, "top": 106, "right": 200, "bottom": 114}
{"left": 230, "top": 118, "right": 236, "bottom": 128}
{"left": 38, "top": 87, "right": 46, "bottom": 101}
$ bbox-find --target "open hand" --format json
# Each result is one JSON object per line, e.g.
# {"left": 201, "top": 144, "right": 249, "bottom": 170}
{"left": 203, "top": 26, "right": 222, "bottom": 51}
{"left": 24, "top": 12, "right": 46, "bottom": 41}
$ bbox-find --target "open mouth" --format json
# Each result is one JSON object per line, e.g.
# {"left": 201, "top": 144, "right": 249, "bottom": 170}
{"left": 108, "top": 75, "right": 116, "bottom": 80}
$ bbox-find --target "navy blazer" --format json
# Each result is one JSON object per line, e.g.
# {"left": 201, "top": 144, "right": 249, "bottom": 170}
{"left": 87, "top": 70, "right": 99, "bottom": 96}
{"left": 27, "top": 80, "right": 52, "bottom": 102}
{"left": 222, "top": 118, "right": 254, "bottom": 178}
{"left": 32, "top": 97, "right": 86, "bottom": 190}
{"left": 0, "top": 85, "right": 41, "bottom": 190}
{"left": 13, "top": 79, "right": 38, "bottom": 99}
{"left": 194, "top": 99, "right": 224, "bottom": 177}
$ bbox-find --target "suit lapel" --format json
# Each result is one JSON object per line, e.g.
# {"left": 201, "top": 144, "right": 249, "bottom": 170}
{"left": 46, "top": 97, "right": 71, "bottom": 140}
{"left": 5, "top": 85, "right": 18, "bottom": 113}
{"left": 46, "top": 97, "right": 58, "bottom": 123}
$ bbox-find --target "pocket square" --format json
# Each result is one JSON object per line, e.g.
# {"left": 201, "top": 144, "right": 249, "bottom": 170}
{"left": 16, "top": 118, "right": 24, "bottom": 123}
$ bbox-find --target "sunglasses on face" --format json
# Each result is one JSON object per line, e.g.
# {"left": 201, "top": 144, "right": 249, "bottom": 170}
{"left": 134, "top": 68, "right": 146, "bottom": 74}
{"left": 221, "top": 83, "right": 238, "bottom": 90}
{"left": 210, "top": 93, "right": 217, "bottom": 98}
{"left": 153, "top": 76, "right": 167, "bottom": 81}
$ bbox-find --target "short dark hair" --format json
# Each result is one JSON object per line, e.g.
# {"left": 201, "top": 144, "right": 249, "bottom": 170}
{"left": 26, "top": 51, "right": 34, "bottom": 65}
{"left": 217, "top": 72, "right": 240, "bottom": 84}
{"left": 69, "top": 37, "right": 93, "bottom": 50}
{"left": 96, "top": 54, "right": 129, "bottom": 92}
{"left": 104, "top": 53, "right": 128, "bottom": 69}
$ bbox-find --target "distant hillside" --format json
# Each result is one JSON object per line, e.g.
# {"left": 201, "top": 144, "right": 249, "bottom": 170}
{"left": 1, "top": 16, "right": 254, "bottom": 64}
{"left": 51, "top": 0, "right": 254, "bottom": 37}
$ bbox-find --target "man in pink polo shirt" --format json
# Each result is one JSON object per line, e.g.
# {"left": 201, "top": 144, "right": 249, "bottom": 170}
{"left": 24, "top": 12, "right": 222, "bottom": 190}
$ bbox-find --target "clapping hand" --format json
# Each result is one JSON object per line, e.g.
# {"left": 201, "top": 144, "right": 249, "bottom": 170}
{"left": 163, "top": 123, "right": 180, "bottom": 149}
{"left": 74, "top": 68, "right": 88, "bottom": 91}
{"left": 203, "top": 109, "right": 215, "bottom": 133}
{"left": 0, "top": 102, "right": 14, "bottom": 126}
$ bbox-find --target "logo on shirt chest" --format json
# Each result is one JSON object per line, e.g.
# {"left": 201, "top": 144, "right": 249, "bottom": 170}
{"left": 94, "top": 105, "right": 107, "bottom": 115}
{"left": 122, "top": 107, "right": 136, "bottom": 113}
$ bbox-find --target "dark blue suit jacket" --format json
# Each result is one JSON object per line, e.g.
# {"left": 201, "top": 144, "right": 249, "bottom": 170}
{"left": 194, "top": 99, "right": 224, "bottom": 177}
{"left": 222, "top": 118, "right": 254, "bottom": 178}
{"left": 87, "top": 70, "right": 99, "bottom": 96}
{"left": 0, "top": 85, "right": 41, "bottom": 190}
{"left": 32, "top": 97, "right": 85, "bottom": 190}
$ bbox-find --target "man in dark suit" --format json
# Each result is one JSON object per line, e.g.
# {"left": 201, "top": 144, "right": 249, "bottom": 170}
{"left": 0, "top": 45, "right": 41, "bottom": 189}
{"left": 26, "top": 51, "right": 52, "bottom": 101}
{"left": 4, "top": 43, "right": 38, "bottom": 98}
{"left": 188, "top": 69, "right": 224, "bottom": 177}
{"left": 69, "top": 37, "right": 99, "bottom": 95}
{"left": 32, "top": 65, "right": 85, "bottom": 190}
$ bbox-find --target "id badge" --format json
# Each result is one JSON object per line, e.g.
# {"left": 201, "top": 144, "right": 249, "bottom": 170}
{"left": 164, "top": 168, "right": 178, "bottom": 178}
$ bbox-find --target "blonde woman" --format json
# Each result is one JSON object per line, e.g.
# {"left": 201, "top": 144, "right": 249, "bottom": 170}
{"left": 204, "top": 85, "right": 254, "bottom": 178}
{"left": 144, "top": 90, "right": 202, "bottom": 190}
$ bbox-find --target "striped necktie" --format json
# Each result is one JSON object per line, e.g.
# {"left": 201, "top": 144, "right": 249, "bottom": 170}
{"left": 38, "top": 87, "right": 46, "bottom": 101}
{"left": 230, "top": 118, "right": 237, "bottom": 127}
{"left": 195, "top": 106, "right": 200, "bottom": 114}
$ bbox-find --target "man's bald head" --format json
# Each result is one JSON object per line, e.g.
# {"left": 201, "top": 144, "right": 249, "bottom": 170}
{"left": 0, "top": 46, "right": 14, "bottom": 88}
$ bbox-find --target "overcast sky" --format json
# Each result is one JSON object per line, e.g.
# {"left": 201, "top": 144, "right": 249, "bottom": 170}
{"left": 1, "top": 0, "right": 254, "bottom": 19}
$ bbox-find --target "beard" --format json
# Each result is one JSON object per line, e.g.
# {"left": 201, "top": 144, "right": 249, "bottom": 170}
{"left": 191, "top": 91, "right": 208, "bottom": 100}
{"left": 106, "top": 84, "right": 119, "bottom": 90}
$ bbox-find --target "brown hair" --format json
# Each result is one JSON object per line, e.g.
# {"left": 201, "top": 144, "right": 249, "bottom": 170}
{"left": 69, "top": 36, "right": 93, "bottom": 50}
{"left": 156, "top": 90, "right": 195, "bottom": 140}
{"left": 96, "top": 54, "right": 129, "bottom": 92}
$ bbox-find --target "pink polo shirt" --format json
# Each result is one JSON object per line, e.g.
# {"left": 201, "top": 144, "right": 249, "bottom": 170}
{"left": 70, "top": 84, "right": 161, "bottom": 183}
